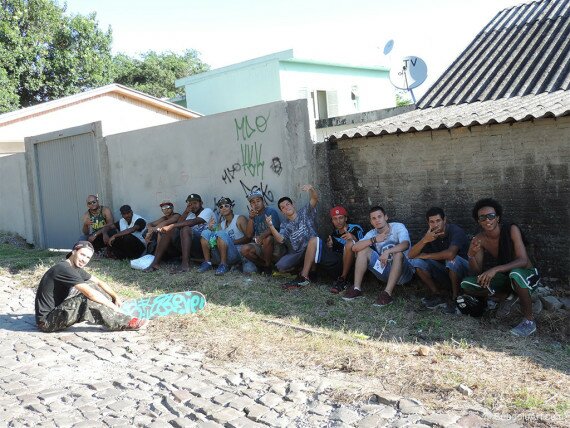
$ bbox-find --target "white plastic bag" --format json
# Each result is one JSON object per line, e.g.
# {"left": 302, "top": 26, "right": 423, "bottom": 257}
{"left": 130, "top": 254, "right": 155, "bottom": 270}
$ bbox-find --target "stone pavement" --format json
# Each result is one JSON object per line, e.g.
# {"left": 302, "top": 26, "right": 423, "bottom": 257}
{"left": 0, "top": 275, "right": 522, "bottom": 428}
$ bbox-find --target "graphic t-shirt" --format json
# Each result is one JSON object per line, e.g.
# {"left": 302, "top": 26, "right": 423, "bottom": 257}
{"left": 253, "top": 206, "right": 281, "bottom": 237}
{"left": 35, "top": 261, "right": 91, "bottom": 324}
{"left": 89, "top": 207, "right": 107, "bottom": 233}
{"left": 279, "top": 204, "right": 317, "bottom": 253}
{"left": 330, "top": 223, "right": 365, "bottom": 253}
{"left": 362, "top": 222, "right": 411, "bottom": 257}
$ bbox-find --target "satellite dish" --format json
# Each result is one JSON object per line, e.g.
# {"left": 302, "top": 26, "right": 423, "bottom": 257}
{"left": 383, "top": 39, "right": 394, "bottom": 55}
{"left": 389, "top": 56, "right": 428, "bottom": 104}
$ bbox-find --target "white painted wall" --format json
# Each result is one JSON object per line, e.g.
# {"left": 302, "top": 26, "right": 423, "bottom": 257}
{"left": 0, "top": 153, "right": 33, "bottom": 241}
{"left": 105, "top": 100, "right": 313, "bottom": 223}
{"left": 0, "top": 94, "right": 190, "bottom": 153}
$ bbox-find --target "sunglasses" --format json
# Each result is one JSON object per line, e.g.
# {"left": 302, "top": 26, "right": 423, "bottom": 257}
{"left": 218, "top": 204, "right": 232, "bottom": 209}
{"left": 87, "top": 200, "right": 98, "bottom": 205}
{"left": 478, "top": 213, "right": 497, "bottom": 222}
{"left": 161, "top": 205, "right": 173, "bottom": 210}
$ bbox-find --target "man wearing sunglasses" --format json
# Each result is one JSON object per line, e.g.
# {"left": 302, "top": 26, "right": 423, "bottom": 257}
{"left": 198, "top": 197, "right": 249, "bottom": 275}
{"left": 80, "top": 195, "right": 114, "bottom": 253}
{"left": 143, "top": 201, "right": 181, "bottom": 254}
{"left": 408, "top": 207, "right": 469, "bottom": 313}
{"left": 460, "top": 198, "right": 541, "bottom": 337}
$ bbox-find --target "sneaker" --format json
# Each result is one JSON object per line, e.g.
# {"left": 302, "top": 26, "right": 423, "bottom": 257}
{"left": 330, "top": 277, "right": 348, "bottom": 294}
{"left": 373, "top": 290, "right": 393, "bottom": 307}
{"left": 511, "top": 319, "right": 536, "bottom": 337}
{"left": 125, "top": 318, "right": 149, "bottom": 331}
{"left": 260, "top": 266, "right": 273, "bottom": 276}
{"left": 198, "top": 261, "right": 213, "bottom": 273}
{"left": 422, "top": 295, "right": 447, "bottom": 309}
{"left": 215, "top": 264, "right": 229, "bottom": 275}
{"left": 442, "top": 301, "right": 461, "bottom": 315}
{"left": 342, "top": 287, "right": 363, "bottom": 301}
{"left": 282, "top": 276, "right": 310, "bottom": 290}
{"left": 487, "top": 299, "right": 499, "bottom": 310}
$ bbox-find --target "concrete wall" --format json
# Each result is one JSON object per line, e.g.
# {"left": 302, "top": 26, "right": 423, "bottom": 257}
{"left": 105, "top": 100, "right": 314, "bottom": 224}
{"left": 0, "top": 153, "right": 33, "bottom": 241}
{"left": 315, "top": 117, "right": 570, "bottom": 283}
{"left": 0, "top": 94, "right": 191, "bottom": 153}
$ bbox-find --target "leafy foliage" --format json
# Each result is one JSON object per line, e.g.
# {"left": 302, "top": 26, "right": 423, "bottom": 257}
{"left": 0, "top": 0, "right": 113, "bottom": 113}
{"left": 111, "top": 50, "right": 209, "bottom": 99}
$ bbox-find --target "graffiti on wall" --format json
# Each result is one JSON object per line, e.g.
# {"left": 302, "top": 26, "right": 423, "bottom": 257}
{"left": 235, "top": 113, "right": 270, "bottom": 141}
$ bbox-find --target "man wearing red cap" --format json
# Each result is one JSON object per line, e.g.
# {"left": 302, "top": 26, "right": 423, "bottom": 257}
{"left": 279, "top": 203, "right": 364, "bottom": 290}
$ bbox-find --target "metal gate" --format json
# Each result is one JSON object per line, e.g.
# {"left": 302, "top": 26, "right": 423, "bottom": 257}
{"left": 26, "top": 123, "right": 105, "bottom": 249}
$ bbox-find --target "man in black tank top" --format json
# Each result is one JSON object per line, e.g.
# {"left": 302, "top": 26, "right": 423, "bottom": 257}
{"left": 80, "top": 195, "right": 114, "bottom": 253}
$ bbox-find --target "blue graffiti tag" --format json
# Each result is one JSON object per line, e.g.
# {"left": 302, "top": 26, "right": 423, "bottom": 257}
{"left": 120, "top": 291, "right": 206, "bottom": 320}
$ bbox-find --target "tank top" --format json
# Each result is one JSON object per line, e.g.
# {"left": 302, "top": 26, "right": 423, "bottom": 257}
{"left": 89, "top": 207, "right": 107, "bottom": 233}
{"left": 220, "top": 215, "right": 244, "bottom": 242}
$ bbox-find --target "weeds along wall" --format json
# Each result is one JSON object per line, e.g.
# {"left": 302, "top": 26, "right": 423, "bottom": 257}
{"left": 314, "top": 117, "right": 570, "bottom": 284}
{"left": 104, "top": 99, "right": 314, "bottom": 225}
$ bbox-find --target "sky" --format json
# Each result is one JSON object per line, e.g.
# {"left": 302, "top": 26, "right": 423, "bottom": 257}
{"left": 61, "top": 0, "right": 524, "bottom": 98}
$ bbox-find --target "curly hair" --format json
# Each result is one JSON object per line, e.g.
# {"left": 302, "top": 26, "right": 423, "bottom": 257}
{"left": 471, "top": 198, "right": 503, "bottom": 222}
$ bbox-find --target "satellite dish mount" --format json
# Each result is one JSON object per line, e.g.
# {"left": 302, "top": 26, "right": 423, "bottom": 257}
{"left": 389, "top": 56, "right": 427, "bottom": 104}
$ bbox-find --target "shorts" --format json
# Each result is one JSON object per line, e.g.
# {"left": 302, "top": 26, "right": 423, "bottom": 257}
{"left": 461, "top": 267, "right": 541, "bottom": 295}
{"left": 410, "top": 256, "right": 469, "bottom": 284}
{"left": 275, "top": 249, "right": 306, "bottom": 272}
{"left": 315, "top": 237, "right": 343, "bottom": 273}
{"left": 368, "top": 250, "right": 415, "bottom": 285}
{"left": 252, "top": 239, "right": 286, "bottom": 260}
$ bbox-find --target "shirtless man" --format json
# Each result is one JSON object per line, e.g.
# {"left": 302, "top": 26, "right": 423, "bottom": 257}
{"left": 80, "top": 195, "right": 113, "bottom": 252}
{"left": 144, "top": 201, "right": 181, "bottom": 254}
{"left": 460, "top": 198, "right": 541, "bottom": 337}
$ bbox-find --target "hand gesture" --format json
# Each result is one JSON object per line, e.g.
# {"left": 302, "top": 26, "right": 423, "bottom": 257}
{"left": 265, "top": 214, "right": 273, "bottom": 227}
{"left": 249, "top": 206, "right": 258, "bottom": 219}
{"left": 326, "top": 235, "right": 333, "bottom": 248}
{"left": 468, "top": 236, "right": 482, "bottom": 257}
{"left": 159, "top": 224, "right": 173, "bottom": 234}
{"left": 208, "top": 216, "right": 216, "bottom": 230}
{"left": 300, "top": 184, "right": 314, "bottom": 193}
{"left": 422, "top": 227, "right": 442, "bottom": 244}
{"left": 477, "top": 267, "right": 498, "bottom": 288}
{"left": 84, "top": 218, "right": 93, "bottom": 227}
{"left": 108, "top": 235, "right": 116, "bottom": 246}
{"left": 379, "top": 251, "right": 390, "bottom": 267}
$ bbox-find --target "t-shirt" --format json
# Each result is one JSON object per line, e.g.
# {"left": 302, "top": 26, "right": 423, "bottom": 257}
{"left": 421, "top": 223, "right": 469, "bottom": 259}
{"left": 330, "top": 223, "right": 365, "bottom": 253}
{"left": 362, "top": 222, "right": 411, "bottom": 257}
{"left": 253, "top": 206, "right": 281, "bottom": 236}
{"left": 115, "top": 214, "right": 147, "bottom": 244}
{"left": 186, "top": 208, "right": 216, "bottom": 234}
{"left": 279, "top": 204, "right": 317, "bottom": 253}
{"left": 35, "top": 261, "right": 91, "bottom": 324}
{"left": 88, "top": 207, "right": 107, "bottom": 233}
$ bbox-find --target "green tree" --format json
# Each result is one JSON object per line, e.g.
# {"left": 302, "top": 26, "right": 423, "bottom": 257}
{"left": 112, "top": 50, "right": 209, "bottom": 99}
{"left": 0, "top": 0, "right": 113, "bottom": 113}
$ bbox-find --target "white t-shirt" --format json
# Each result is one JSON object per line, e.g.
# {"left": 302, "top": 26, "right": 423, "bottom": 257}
{"left": 186, "top": 208, "right": 216, "bottom": 234}
{"left": 361, "top": 222, "right": 411, "bottom": 257}
{"left": 119, "top": 213, "right": 146, "bottom": 244}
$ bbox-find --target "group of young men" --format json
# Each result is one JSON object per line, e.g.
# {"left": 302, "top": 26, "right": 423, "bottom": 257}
{"left": 73, "top": 188, "right": 541, "bottom": 337}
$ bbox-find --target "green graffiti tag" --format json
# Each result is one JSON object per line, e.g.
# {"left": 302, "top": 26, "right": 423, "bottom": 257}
{"left": 234, "top": 113, "right": 270, "bottom": 141}
{"left": 241, "top": 142, "right": 264, "bottom": 178}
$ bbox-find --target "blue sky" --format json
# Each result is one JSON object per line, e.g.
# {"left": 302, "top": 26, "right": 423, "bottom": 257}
{"left": 61, "top": 0, "right": 523, "bottom": 97}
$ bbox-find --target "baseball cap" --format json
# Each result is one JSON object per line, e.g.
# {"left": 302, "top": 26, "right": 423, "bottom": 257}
{"left": 186, "top": 194, "right": 202, "bottom": 203}
{"left": 66, "top": 240, "right": 95, "bottom": 259}
{"left": 159, "top": 200, "right": 173, "bottom": 208}
{"left": 247, "top": 190, "right": 263, "bottom": 201}
{"left": 217, "top": 197, "right": 234, "bottom": 207}
{"left": 119, "top": 204, "right": 132, "bottom": 214}
{"left": 330, "top": 206, "right": 348, "bottom": 217}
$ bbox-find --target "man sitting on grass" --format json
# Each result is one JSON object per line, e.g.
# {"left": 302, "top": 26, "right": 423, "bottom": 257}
{"left": 35, "top": 241, "right": 147, "bottom": 332}
{"left": 408, "top": 207, "right": 469, "bottom": 314}
{"left": 343, "top": 206, "right": 414, "bottom": 307}
{"left": 265, "top": 184, "right": 318, "bottom": 288}
{"left": 198, "top": 197, "right": 250, "bottom": 275}
{"left": 144, "top": 201, "right": 181, "bottom": 254}
{"left": 460, "top": 198, "right": 541, "bottom": 337}
{"left": 106, "top": 205, "right": 147, "bottom": 260}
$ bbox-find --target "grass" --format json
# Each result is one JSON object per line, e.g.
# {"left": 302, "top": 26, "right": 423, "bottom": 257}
{"left": 2, "top": 236, "right": 569, "bottom": 425}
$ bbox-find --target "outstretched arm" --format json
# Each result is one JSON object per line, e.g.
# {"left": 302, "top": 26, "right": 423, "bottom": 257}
{"left": 301, "top": 184, "right": 318, "bottom": 208}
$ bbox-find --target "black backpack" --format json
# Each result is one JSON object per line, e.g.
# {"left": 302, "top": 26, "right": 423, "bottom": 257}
{"left": 456, "top": 295, "right": 486, "bottom": 317}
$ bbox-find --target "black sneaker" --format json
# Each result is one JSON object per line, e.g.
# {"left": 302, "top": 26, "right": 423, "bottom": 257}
{"left": 330, "top": 277, "right": 348, "bottom": 294}
{"left": 442, "top": 301, "right": 461, "bottom": 315}
{"left": 423, "top": 295, "right": 447, "bottom": 309}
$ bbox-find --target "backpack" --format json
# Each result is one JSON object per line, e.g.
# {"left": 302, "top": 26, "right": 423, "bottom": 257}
{"left": 456, "top": 295, "right": 486, "bottom": 317}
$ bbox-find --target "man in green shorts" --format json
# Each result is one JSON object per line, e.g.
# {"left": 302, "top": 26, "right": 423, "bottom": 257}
{"left": 460, "top": 198, "right": 541, "bottom": 337}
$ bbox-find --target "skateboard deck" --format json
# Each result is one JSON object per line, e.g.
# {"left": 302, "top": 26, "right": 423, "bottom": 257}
{"left": 120, "top": 291, "right": 206, "bottom": 320}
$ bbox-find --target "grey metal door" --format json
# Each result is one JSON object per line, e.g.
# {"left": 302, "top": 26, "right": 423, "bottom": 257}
{"left": 33, "top": 126, "right": 101, "bottom": 249}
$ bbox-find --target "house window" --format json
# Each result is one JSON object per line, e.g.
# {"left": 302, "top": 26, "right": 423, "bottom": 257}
{"left": 313, "top": 90, "right": 338, "bottom": 120}
{"left": 351, "top": 85, "right": 360, "bottom": 111}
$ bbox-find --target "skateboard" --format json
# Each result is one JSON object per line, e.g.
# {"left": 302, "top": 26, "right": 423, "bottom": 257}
{"left": 119, "top": 291, "right": 206, "bottom": 320}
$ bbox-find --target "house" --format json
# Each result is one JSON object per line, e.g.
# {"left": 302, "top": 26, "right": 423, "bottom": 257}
{"left": 0, "top": 84, "right": 201, "bottom": 155}
{"left": 320, "top": 0, "right": 570, "bottom": 281}
{"left": 175, "top": 49, "right": 394, "bottom": 118}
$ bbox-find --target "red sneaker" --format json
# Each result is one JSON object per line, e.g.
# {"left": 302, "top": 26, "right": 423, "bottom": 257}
{"left": 125, "top": 318, "right": 149, "bottom": 330}
{"left": 342, "top": 287, "right": 363, "bottom": 301}
{"left": 373, "top": 291, "right": 393, "bottom": 307}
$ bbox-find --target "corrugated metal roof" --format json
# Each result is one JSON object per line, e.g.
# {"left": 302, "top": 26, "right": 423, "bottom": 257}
{"left": 418, "top": 0, "right": 570, "bottom": 108}
{"left": 329, "top": 90, "right": 569, "bottom": 140}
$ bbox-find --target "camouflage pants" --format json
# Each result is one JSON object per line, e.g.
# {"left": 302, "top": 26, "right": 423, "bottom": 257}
{"left": 38, "top": 285, "right": 132, "bottom": 333}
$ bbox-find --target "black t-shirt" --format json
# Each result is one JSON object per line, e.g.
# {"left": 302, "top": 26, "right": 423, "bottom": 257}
{"left": 35, "top": 261, "right": 91, "bottom": 323}
{"left": 422, "top": 223, "right": 469, "bottom": 259}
